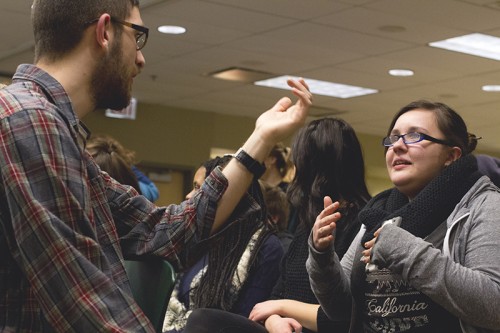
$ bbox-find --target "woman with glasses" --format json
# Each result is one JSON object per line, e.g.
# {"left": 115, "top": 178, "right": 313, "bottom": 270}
{"left": 307, "top": 100, "right": 500, "bottom": 332}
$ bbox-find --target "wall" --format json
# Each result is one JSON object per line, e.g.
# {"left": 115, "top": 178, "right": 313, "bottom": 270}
{"left": 85, "top": 103, "right": 256, "bottom": 168}
{"left": 83, "top": 102, "right": 398, "bottom": 201}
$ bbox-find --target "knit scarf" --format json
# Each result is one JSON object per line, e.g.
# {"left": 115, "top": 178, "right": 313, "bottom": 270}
{"left": 360, "top": 154, "right": 481, "bottom": 244}
{"left": 162, "top": 226, "right": 264, "bottom": 333}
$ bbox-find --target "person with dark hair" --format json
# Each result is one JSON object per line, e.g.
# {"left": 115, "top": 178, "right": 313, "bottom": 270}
{"left": 308, "top": 100, "right": 500, "bottom": 332}
{"left": 0, "top": 0, "right": 312, "bottom": 331}
{"left": 261, "top": 182, "right": 292, "bottom": 252}
{"left": 476, "top": 154, "right": 500, "bottom": 188}
{"left": 260, "top": 142, "right": 292, "bottom": 192}
{"left": 260, "top": 142, "right": 301, "bottom": 235}
{"left": 163, "top": 156, "right": 283, "bottom": 332}
{"left": 184, "top": 117, "right": 371, "bottom": 333}
{"left": 86, "top": 134, "right": 142, "bottom": 193}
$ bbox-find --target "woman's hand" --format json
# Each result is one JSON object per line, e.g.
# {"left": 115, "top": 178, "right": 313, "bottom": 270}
{"left": 361, "top": 227, "right": 382, "bottom": 263}
{"left": 312, "top": 196, "right": 341, "bottom": 252}
{"left": 249, "top": 300, "right": 284, "bottom": 322}
{"left": 264, "top": 314, "right": 302, "bottom": 333}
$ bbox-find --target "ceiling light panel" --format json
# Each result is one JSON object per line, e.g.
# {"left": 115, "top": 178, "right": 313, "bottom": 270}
{"left": 255, "top": 76, "right": 378, "bottom": 99}
{"left": 429, "top": 33, "right": 500, "bottom": 61}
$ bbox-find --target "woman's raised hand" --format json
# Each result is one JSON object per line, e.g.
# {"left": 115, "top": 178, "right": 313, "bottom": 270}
{"left": 311, "top": 196, "right": 341, "bottom": 252}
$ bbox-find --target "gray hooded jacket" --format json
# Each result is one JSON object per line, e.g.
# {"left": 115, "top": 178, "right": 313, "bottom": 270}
{"left": 307, "top": 176, "right": 500, "bottom": 332}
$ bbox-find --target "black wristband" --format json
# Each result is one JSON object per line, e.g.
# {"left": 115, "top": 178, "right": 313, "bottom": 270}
{"left": 233, "top": 148, "right": 266, "bottom": 178}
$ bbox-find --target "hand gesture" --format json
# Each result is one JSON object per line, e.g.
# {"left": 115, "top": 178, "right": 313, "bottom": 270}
{"left": 264, "top": 314, "right": 302, "bottom": 333}
{"left": 312, "top": 196, "right": 341, "bottom": 252}
{"left": 254, "top": 78, "right": 312, "bottom": 145}
{"left": 361, "top": 227, "right": 382, "bottom": 264}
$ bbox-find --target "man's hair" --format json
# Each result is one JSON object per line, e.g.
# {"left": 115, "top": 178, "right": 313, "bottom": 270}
{"left": 32, "top": 0, "right": 140, "bottom": 62}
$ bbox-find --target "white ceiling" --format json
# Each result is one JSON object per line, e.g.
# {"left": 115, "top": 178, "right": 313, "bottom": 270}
{"left": 4, "top": 0, "right": 500, "bottom": 153}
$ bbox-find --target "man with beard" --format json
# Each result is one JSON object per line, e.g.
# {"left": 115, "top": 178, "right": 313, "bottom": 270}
{"left": 0, "top": 0, "right": 312, "bottom": 332}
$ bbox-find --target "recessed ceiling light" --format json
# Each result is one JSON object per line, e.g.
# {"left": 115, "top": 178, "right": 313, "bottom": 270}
{"left": 255, "top": 76, "right": 378, "bottom": 99}
{"left": 158, "top": 25, "right": 186, "bottom": 35}
{"left": 482, "top": 85, "right": 500, "bottom": 92}
{"left": 429, "top": 33, "right": 500, "bottom": 60}
{"left": 388, "top": 69, "right": 414, "bottom": 77}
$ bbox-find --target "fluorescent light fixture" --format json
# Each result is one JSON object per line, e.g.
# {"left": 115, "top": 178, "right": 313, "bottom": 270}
{"left": 158, "top": 25, "right": 186, "bottom": 34}
{"left": 388, "top": 69, "right": 414, "bottom": 77}
{"left": 482, "top": 85, "right": 500, "bottom": 92}
{"left": 429, "top": 33, "right": 500, "bottom": 61}
{"left": 255, "top": 76, "right": 378, "bottom": 99}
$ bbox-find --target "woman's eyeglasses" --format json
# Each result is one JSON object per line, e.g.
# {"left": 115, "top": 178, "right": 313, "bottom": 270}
{"left": 382, "top": 132, "right": 452, "bottom": 147}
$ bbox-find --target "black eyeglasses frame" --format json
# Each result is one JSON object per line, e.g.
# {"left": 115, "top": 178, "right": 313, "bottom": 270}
{"left": 85, "top": 16, "right": 149, "bottom": 51}
{"left": 382, "top": 132, "right": 453, "bottom": 147}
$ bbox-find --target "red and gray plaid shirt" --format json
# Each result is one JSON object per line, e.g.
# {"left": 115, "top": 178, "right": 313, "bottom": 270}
{"left": 0, "top": 64, "right": 227, "bottom": 332}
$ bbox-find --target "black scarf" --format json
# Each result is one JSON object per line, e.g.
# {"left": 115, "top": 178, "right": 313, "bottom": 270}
{"left": 360, "top": 154, "right": 481, "bottom": 244}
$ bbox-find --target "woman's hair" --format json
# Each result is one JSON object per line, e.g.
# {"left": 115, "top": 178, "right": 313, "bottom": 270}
{"left": 86, "top": 134, "right": 141, "bottom": 193}
{"left": 387, "top": 100, "right": 479, "bottom": 155}
{"left": 287, "top": 118, "right": 371, "bottom": 255}
{"left": 32, "top": 0, "right": 139, "bottom": 62}
{"left": 192, "top": 156, "right": 276, "bottom": 311}
{"left": 269, "top": 142, "right": 292, "bottom": 178}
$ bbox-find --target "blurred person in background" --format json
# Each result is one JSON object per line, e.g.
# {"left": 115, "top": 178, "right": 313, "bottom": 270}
{"left": 184, "top": 117, "right": 371, "bottom": 333}
{"left": 163, "top": 156, "right": 283, "bottom": 333}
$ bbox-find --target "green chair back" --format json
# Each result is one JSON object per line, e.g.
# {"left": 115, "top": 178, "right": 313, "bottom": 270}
{"left": 124, "top": 258, "right": 176, "bottom": 332}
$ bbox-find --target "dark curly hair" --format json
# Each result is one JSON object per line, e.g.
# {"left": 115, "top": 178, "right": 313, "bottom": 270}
{"left": 192, "top": 156, "right": 276, "bottom": 311}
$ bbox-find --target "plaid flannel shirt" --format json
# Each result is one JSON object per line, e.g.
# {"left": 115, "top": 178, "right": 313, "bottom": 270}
{"left": 0, "top": 64, "right": 227, "bottom": 332}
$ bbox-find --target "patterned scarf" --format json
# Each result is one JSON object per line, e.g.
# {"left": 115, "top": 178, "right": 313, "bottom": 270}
{"left": 360, "top": 154, "right": 480, "bottom": 244}
{"left": 162, "top": 226, "right": 264, "bottom": 333}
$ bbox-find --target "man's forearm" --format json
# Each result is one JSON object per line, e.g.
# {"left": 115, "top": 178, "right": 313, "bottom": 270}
{"left": 212, "top": 132, "right": 272, "bottom": 233}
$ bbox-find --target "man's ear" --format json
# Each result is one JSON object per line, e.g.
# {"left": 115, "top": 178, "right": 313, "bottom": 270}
{"left": 444, "top": 146, "right": 462, "bottom": 166}
{"left": 95, "top": 14, "right": 112, "bottom": 50}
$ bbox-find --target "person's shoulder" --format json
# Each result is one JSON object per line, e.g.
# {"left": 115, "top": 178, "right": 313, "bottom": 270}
{"left": 259, "top": 233, "right": 284, "bottom": 259}
{"left": 262, "top": 233, "right": 282, "bottom": 248}
{"left": 1, "top": 81, "right": 54, "bottom": 118}
{"left": 469, "top": 176, "right": 500, "bottom": 200}
{"left": 455, "top": 176, "right": 500, "bottom": 222}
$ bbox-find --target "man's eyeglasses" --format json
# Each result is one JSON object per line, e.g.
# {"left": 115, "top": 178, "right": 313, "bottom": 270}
{"left": 86, "top": 17, "right": 149, "bottom": 51}
{"left": 382, "top": 132, "right": 452, "bottom": 147}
